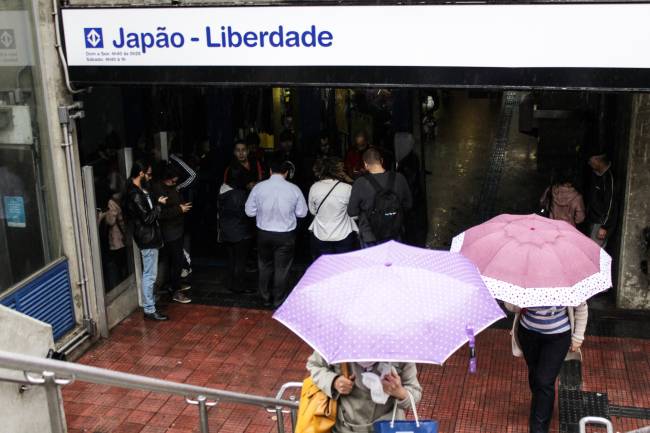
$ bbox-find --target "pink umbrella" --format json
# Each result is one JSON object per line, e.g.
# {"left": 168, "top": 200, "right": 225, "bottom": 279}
{"left": 450, "top": 214, "right": 612, "bottom": 308}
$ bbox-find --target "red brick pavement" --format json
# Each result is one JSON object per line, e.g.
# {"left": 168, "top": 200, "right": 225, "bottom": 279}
{"left": 63, "top": 305, "right": 650, "bottom": 433}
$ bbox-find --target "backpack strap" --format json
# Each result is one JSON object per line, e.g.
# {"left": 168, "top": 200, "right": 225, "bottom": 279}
{"left": 365, "top": 173, "right": 384, "bottom": 192}
{"left": 365, "top": 172, "right": 396, "bottom": 192}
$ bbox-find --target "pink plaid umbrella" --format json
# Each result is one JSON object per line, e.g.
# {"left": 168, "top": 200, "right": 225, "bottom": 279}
{"left": 450, "top": 214, "right": 612, "bottom": 308}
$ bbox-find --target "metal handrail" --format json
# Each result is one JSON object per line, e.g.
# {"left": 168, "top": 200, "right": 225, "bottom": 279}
{"left": 0, "top": 349, "right": 299, "bottom": 433}
{"left": 579, "top": 416, "right": 614, "bottom": 433}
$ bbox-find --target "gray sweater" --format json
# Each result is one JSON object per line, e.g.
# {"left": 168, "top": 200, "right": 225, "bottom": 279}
{"left": 347, "top": 172, "right": 413, "bottom": 242}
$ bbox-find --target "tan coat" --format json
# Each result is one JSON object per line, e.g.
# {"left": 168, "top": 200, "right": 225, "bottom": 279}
{"left": 306, "top": 352, "right": 422, "bottom": 433}
{"left": 505, "top": 302, "right": 588, "bottom": 361}
{"left": 101, "top": 198, "right": 126, "bottom": 251}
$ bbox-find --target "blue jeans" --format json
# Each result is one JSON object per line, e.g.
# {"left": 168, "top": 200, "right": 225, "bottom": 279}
{"left": 140, "top": 248, "right": 159, "bottom": 314}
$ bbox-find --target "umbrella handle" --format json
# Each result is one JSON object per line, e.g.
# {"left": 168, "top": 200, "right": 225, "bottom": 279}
{"left": 341, "top": 362, "right": 350, "bottom": 379}
{"left": 467, "top": 326, "right": 477, "bottom": 374}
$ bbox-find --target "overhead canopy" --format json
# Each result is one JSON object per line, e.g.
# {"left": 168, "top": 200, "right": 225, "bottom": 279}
{"left": 62, "top": 3, "right": 650, "bottom": 89}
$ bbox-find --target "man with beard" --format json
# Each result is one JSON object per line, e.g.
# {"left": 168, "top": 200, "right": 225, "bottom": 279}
{"left": 124, "top": 160, "right": 169, "bottom": 320}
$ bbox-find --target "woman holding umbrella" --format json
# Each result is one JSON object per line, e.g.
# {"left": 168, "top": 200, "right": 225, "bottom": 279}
{"left": 306, "top": 352, "right": 422, "bottom": 433}
{"left": 451, "top": 213, "right": 611, "bottom": 433}
{"left": 506, "top": 302, "right": 588, "bottom": 433}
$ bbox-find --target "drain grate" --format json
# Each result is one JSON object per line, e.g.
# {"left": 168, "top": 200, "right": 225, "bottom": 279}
{"left": 559, "top": 390, "right": 609, "bottom": 433}
{"left": 476, "top": 91, "right": 519, "bottom": 221}
{"left": 609, "top": 405, "right": 650, "bottom": 420}
{"left": 559, "top": 360, "right": 582, "bottom": 391}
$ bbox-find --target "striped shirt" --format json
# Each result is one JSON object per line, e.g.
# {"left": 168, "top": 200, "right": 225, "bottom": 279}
{"left": 520, "top": 306, "right": 571, "bottom": 334}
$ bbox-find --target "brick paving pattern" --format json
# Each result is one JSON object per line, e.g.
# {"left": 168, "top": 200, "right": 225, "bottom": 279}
{"left": 63, "top": 305, "right": 650, "bottom": 433}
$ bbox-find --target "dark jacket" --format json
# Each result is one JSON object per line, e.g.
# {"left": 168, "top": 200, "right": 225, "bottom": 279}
{"left": 218, "top": 184, "right": 254, "bottom": 243}
{"left": 347, "top": 171, "right": 412, "bottom": 243}
{"left": 587, "top": 167, "right": 617, "bottom": 230}
{"left": 151, "top": 181, "right": 185, "bottom": 242}
{"left": 124, "top": 182, "right": 163, "bottom": 250}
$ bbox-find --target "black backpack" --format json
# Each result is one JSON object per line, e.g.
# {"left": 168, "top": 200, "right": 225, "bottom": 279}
{"left": 365, "top": 173, "right": 404, "bottom": 242}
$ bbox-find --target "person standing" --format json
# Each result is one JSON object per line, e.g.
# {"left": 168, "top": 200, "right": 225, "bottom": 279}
{"left": 124, "top": 160, "right": 168, "bottom": 321}
{"left": 99, "top": 189, "right": 127, "bottom": 290}
{"left": 345, "top": 131, "right": 371, "bottom": 179}
{"left": 218, "top": 144, "right": 260, "bottom": 294}
{"left": 539, "top": 170, "right": 586, "bottom": 228}
{"left": 506, "top": 302, "right": 588, "bottom": 433}
{"left": 586, "top": 153, "right": 616, "bottom": 247}
{"left": 348, "top": 148, "right": 412, "bottom": 248}
{"left": 152, "top": 163, "right": 192, "bottom": 304}
{"left": 245, "top": 157, "right": 308, "bottom": 308}
{"left": 308, "top": 157, "right": 358, "bottom": 259}
{"left": 223, "top": 141, "right": 264, "bottom": 190}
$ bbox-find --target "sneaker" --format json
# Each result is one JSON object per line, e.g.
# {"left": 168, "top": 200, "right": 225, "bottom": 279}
{"left": 172, "top": 291, "right": 192, "bottom": 304}
{"left": 181, "top": 268, "right": 192, "bottom": 278}
{"left": 179, "top": 283, "right": 191, "bottom": 292}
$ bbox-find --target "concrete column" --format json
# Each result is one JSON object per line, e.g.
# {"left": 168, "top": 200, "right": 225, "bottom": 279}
{"left": 34, "top": 0, "right": 100, "bottom": 337}
{"left": 617, "top": 93, "right": 650, "bottom": 309}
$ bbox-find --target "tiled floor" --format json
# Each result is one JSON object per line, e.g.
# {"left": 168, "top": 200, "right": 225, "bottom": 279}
{"left": 63, "top": 304, "right": 650, "bottom": 433}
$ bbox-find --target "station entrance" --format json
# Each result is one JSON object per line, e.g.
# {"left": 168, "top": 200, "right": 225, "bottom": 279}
{"left": 74, "top": 85, "right": 631, "bottom": 311}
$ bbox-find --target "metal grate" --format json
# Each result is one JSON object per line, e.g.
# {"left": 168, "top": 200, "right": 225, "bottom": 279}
{"left": 0, "top": 259, "right": 76, "bottom": 341}
{"left": 609, "top": 405, "right": 650, "bottom": 420}
{"left": 476, "top": 91, "right": 519, "bottom": 221}
{"left": 559, "top": 390, "right": 609, "bottom": 433}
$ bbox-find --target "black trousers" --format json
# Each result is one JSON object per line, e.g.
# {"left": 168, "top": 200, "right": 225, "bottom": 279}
{"left": 226, "top": 238, "right": 252, "bottom": 292}
{"left": 163, "top": 237, "right": 185, "bottom": 292}
{"left": 310, "top": 232, "right": 357, "bottom": 260}
{"left": 517, "top": 325, "right": 571, "bottom": 433}
{"left": 257, "top": 230, "right": 296, "bottom": 305}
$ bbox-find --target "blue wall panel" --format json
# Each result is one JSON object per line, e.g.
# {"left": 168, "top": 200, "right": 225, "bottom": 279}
{"left": 1, "top": 260, "right": 76, "bottom": 341}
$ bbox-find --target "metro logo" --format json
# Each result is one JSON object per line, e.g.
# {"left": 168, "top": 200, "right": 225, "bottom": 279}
{"left": 84, "top": 28, "right": 103, "bottom": 48}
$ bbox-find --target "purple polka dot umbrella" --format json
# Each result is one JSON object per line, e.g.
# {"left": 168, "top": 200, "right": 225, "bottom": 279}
{"left": 450, "top": 214, "right": 612, "bottom": 308}
{"left": 273, "top": 241, "right": 505, "bottom": 365}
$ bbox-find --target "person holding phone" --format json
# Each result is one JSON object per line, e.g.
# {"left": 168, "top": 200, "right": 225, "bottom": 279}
{"left": 152, "top": 162, "right": 193, "bottom": 305}
{"left": 125, "top": 160, "right": 169, "bottom": 320}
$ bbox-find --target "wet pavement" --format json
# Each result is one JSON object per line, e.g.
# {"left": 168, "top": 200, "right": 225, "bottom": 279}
{"left": 424, "top": 90, "right": 546, "bottom": 249}
{"left": 63, "top": 304, "right": 650, "bottom": 433}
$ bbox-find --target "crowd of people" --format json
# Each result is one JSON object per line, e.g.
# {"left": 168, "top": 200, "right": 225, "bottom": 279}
{"left": 114, "top": 128, "right": 618, "bottom": 433}
{"left": 117, "top": 130, "right": 421, "bottom": 317}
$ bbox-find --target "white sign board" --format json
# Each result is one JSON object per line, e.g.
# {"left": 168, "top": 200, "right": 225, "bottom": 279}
{"left": 0, "top": 11, "right": 34, "bottom": 67}
{"left": 62, "top": 4, "right": 650, "bottom": 68}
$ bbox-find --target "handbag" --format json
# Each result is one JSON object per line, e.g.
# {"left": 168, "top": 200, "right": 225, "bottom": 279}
{"left": 295, "top": 363, "right": 349, "bottom": 433}
{"left": 373, "top": 392, "right": 438, "bottom": 433}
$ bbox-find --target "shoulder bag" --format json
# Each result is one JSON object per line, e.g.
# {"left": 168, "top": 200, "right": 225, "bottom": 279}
{"left": 295, "top": 363, "right": 349, "bottom": 433}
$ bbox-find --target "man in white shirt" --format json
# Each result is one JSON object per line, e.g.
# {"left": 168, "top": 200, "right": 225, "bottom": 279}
{"left": 245, "top": 157, "right": 308, "bottom": 307}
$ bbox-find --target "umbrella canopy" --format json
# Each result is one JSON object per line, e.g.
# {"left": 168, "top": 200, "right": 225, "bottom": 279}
{"left": 273, "top": 241, "right": 505, "bottom": 365}
{"left": 450, "top": 213, "right": 612, "bottom": 308}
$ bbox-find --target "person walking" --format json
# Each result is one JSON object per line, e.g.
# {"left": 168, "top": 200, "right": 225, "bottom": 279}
{"left": 586, "top": 153, "right": 616, "bottom": 247}
{"left": 539, "top": 170, "right": 586, "bottom": 227}
{"left": 218, "top": 161, "right": 257, "bottom": 294}
{"left": 245, "top": 157, "right": 308, "bottom": 308}
{"left": 308, "top": 157, "right": 358, "bottom": 259}
{"left": 506, "top": 302, "right": 588, "bottom": 433}
{"left": 151, "top": 162, "right": 192, "bottom": 304}
{"left": 124, "top": 160, "right": 169, "bottom": 321}
{"left": 347, "top": 148, "right": 412, "bottom": 248}
{"left": 306, "top": 352, "right": 422, "bottom": 433}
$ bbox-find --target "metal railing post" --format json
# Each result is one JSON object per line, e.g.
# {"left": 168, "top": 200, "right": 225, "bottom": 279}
{"left": 42, "top": 372, "right": 67, "bottom": 433}
{"left": 289, "top": 407, "right": 297, "bottom": 433}
{"left": 275, "top": 407, "right": 286, "bottom": 433}
{"left": 186, "top": 395, "right": 218, "bottom": 433}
